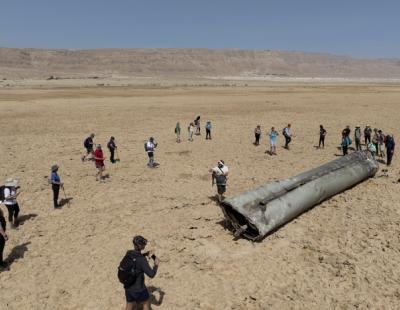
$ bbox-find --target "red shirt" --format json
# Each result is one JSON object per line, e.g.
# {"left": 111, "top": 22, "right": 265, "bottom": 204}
{"left": 94, "top": 149, "right": 104, "bottom": 166}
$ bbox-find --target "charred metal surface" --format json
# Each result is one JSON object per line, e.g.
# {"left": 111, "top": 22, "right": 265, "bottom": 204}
{"left": 221, "top": 151, "right": 378, "bottom": 241}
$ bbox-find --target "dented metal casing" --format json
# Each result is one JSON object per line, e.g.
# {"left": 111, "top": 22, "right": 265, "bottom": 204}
{"left": 220, "top": 151, "right": 378, "bottom": 241}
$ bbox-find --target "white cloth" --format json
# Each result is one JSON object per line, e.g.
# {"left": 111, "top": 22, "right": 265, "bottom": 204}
{"left": 4, "top": 187, "right": 17, "bottom": 205}
{"left": 212, "top": 165, "right": 229, "bottom": 176}
{"left": 146, "top": 141, "right": 155, "bottom": 153}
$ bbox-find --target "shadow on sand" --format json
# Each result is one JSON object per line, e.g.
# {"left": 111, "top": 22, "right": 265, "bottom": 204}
{"left": 1, "top": 242, "right": 31, "bottom": 272}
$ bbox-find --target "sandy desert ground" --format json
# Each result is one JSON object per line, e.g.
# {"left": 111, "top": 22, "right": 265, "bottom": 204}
{"left": 0, "top": 83, "right": 399, "bottom": 309}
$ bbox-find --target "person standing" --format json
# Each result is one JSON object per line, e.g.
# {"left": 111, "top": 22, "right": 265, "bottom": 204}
{"left": 367, "top": 142, "right": 377, "bottom": 160}
{"left": 145, "top": 137, "right": 158, "bottom": 168}
{"left": 210, "top": 160, "right": 229, "bottom": 202}
{"left": 372, "top": 128, "right": 379, "bottom": 156}
{"left": 385, "top": 134, "right": 395, "bottom": 166}
{"left": 175, "top": 122, "right": 181, "bottom": 143}
{"left": 107, "top": 136, "right": 117, "bottom": 163}
{"left": 205, "top": 121, "right": 212, "bottom": 140}
{"left": 0, "top": 208, "right": 8, "bottom": 269}
{"left": 268, "top": 127, "right": 279, "bottom": 155}
{"left": 364, "top": 125, "right": 372, "bottom": 145}
{"left": 319, "top": 125, "right": 327, "bottom": 149}
{"left": 93, "top": 144, "right": 106, "bottom": 181}
{"left": 3, "top": 178, "right": 20, "bottom": 228}
{"left": 341, "top": 135, "right": 351, "bottom": 156}
{"left": 188, "top": 123, "right": 194, "bottom": 142}
{"left": 283, "top": 124, "right": 292, "bottom": 149}
{"left": 121, "top": 235, "right": 160, "bottom": 310}
{"left": 254, "top": 125, "right": 261, "bottom": 146}
{"left": 194, "top": 116, "right": 201, "bottom": 135}
{"left": 354, "top": 126, "right": 362, "bottom": 151}
{"left": 82, "top": 133, "right": 95, "bottom": 161}
{"left": 378, "top": 130, "right": 386, "bottom": 157}
{"left": 50, "top": 165, "right": 63, "bottom": 208}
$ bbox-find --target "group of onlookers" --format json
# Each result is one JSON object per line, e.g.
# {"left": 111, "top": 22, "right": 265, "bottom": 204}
{"left": 254, "top": 124, "right": 292, "bottom": 155}
{"left": 175, "top": 116, "right": 213, "bottom": 143}
{"left": 341, "top": 125, "right": 396, "bottom": 165}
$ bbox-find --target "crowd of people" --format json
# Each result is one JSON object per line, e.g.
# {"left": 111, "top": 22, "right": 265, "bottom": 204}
{"left": 0, "top": 115, "right": 397, "bottom": 309}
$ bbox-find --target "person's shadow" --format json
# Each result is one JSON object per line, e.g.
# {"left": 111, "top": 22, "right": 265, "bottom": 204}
{"left": 148, "top": 286, "right": 165, "bottom": 308}
{"left": 1, "top": 242, "right": 30, "bottom": 272}
{"left": 18, "top": 213, "right": 38, "bottom": 226}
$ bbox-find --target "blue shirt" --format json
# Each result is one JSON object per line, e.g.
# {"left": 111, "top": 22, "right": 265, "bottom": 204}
{"left": 51, "top": 172, "right": 60, "bottom": 183}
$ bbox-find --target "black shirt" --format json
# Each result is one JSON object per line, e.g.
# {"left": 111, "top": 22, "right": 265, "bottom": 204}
{"left": 107, "top": 140, "right": 116, "bottom": 150}
{"left": 84, "top": 137, "right": 93, "bottom": 148}
{"left": 126, "top": 250, "right": 158, "bottom": 292}
{"left": 0, "top": 214, "right": 6, "bottom": 231}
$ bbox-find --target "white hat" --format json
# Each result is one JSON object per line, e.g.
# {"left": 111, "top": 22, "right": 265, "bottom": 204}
{"left": 5, "top": 178, "right": 17, "bottom": 187}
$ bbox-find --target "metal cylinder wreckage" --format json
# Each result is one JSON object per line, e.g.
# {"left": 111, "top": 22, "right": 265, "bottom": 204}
{"left": 220, "top": 151, "right": 378, "bottom": 241}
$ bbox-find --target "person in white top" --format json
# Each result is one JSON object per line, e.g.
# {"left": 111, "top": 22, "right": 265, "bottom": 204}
{"left": 283, "top": 123, "right": 292, "bottom": 149}
{"left": 3, "top": 178, "right": 21, "bottom": 227}
{"left": 188, "top": 123, "right": 194, "bottom": 142}
{"left": 145, "top": 137, "right": 158, "bottom": 168}
{"left": 210, "top": 161, "right": 229, "bottom": 202}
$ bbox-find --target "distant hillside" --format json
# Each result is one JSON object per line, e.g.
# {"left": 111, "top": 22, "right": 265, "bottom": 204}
{"left": 1, "top": 48, "right": 400, "bottom": 79}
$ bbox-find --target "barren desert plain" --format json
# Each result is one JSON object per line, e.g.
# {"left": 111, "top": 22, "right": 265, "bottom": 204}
{"left": 0, "top": 81, "right": 400, "bottom": 310}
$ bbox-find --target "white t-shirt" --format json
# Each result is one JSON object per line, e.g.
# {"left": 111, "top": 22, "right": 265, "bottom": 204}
{"left": 212, "top": 165, "right": 229, "bottom": 176}
{"left": 146, "top": 141, "right": 155, "bottom": 153}
{"left": 4, "top": 187, "right": 17, "bottom": 205}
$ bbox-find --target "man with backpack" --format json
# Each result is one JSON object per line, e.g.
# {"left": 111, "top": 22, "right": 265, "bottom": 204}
{"left": 2, "top": 178, "right": 21, "bottom": 228}
{"left": 82, "top": 133, "right": 95, "bottom": 161}
{"left": 107, "top": 136, "right": 117, "bottom": 164}
{"left": 145, "top": 137, "right": 157, "bottom": 168}
{"left": 283, "top": 124, "right": 292, "bottom": 149}
{"left": 50, "top": 165, "right": 63, "bottom": 208}
{"left": 354, "top": 126, "right": 362, "bottom": 151}
{"left": 118, "top": 235, "right": 160, "bottom": 310}
{"left": 210, "top": 160, "right": 229, "bottom": 202}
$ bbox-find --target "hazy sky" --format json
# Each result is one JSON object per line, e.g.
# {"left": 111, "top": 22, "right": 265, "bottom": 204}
{"left": 1, "top": 0, "right": 399, "bottom": 58}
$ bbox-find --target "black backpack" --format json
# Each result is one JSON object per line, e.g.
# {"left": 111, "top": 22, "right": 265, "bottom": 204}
{"left": 117, "top": 251, "right": 139, "bottom": 287}
{"left": 0, "top": 185, "right": 5, "bottom": 202}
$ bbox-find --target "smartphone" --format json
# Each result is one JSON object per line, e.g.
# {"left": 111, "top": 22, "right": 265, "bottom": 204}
{"left": 151, "top": 254, "right": 156, "bottom": 260}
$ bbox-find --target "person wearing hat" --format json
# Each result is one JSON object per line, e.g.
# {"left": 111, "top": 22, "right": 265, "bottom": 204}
{"left": 0, "top": 207, "right": 8, "bottom": 268}
{"left": 122, "top": 235, "right": 160, "bottom": 310}
{"left": 210, "top": 160, "right": 229, "bottom": 202}
{"left": 145, "top": 137, "right": 157, "bottom": 168}
{"left": 3, "top": 178, "right": 20, "bottom": 227}
{"left": 82, "top": 133, "right": 95, "bottom": 162}
{"left": 50, "top": 165, "right": 63, "bottom": 208}
{"left": 354, "top": 126, "right": 362, "bottom": 151}
{"left": 107, "top": 136, "right": 117, "bottom": 164}
{"left": 93, "top": 144, "right": 106, "bottom": 181}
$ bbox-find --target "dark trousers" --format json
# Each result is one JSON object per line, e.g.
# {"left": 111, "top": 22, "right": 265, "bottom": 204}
{"left": 255, "top": 133, "right": 260, "bottom": 145}
{"left": 387, "top": 150, "right": 394, "bottom": 166}
{"left": 110, "top": 149, "right": 115, "bottom": 163}
{"left": 0, "top": 235, "right": 5, "bottom": 264}
{"left": 52, "top": 185, "right": 60, "bottom": 208}
{"left": 374, "top": 143, "right": 379, "bottom": 156}
{"left": 319, "top": 136, "right": 325, "bottom": 148}
{"left": 284, "top": 135, "right": 291, "bottom": 148}
{"left": 5, "top": 204, "right": 19, "bottom": 222}
{"left": 206, "top": 129, "right": 211, "bottom": 140}
{"left": 365, "top": 135, "right": 371, "bottom": 145}
{"left": 342, "top": 145, "right": 348, "bottom": 156}
{"left": 355, "top": 138, "right": 362, "bottom": 151}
